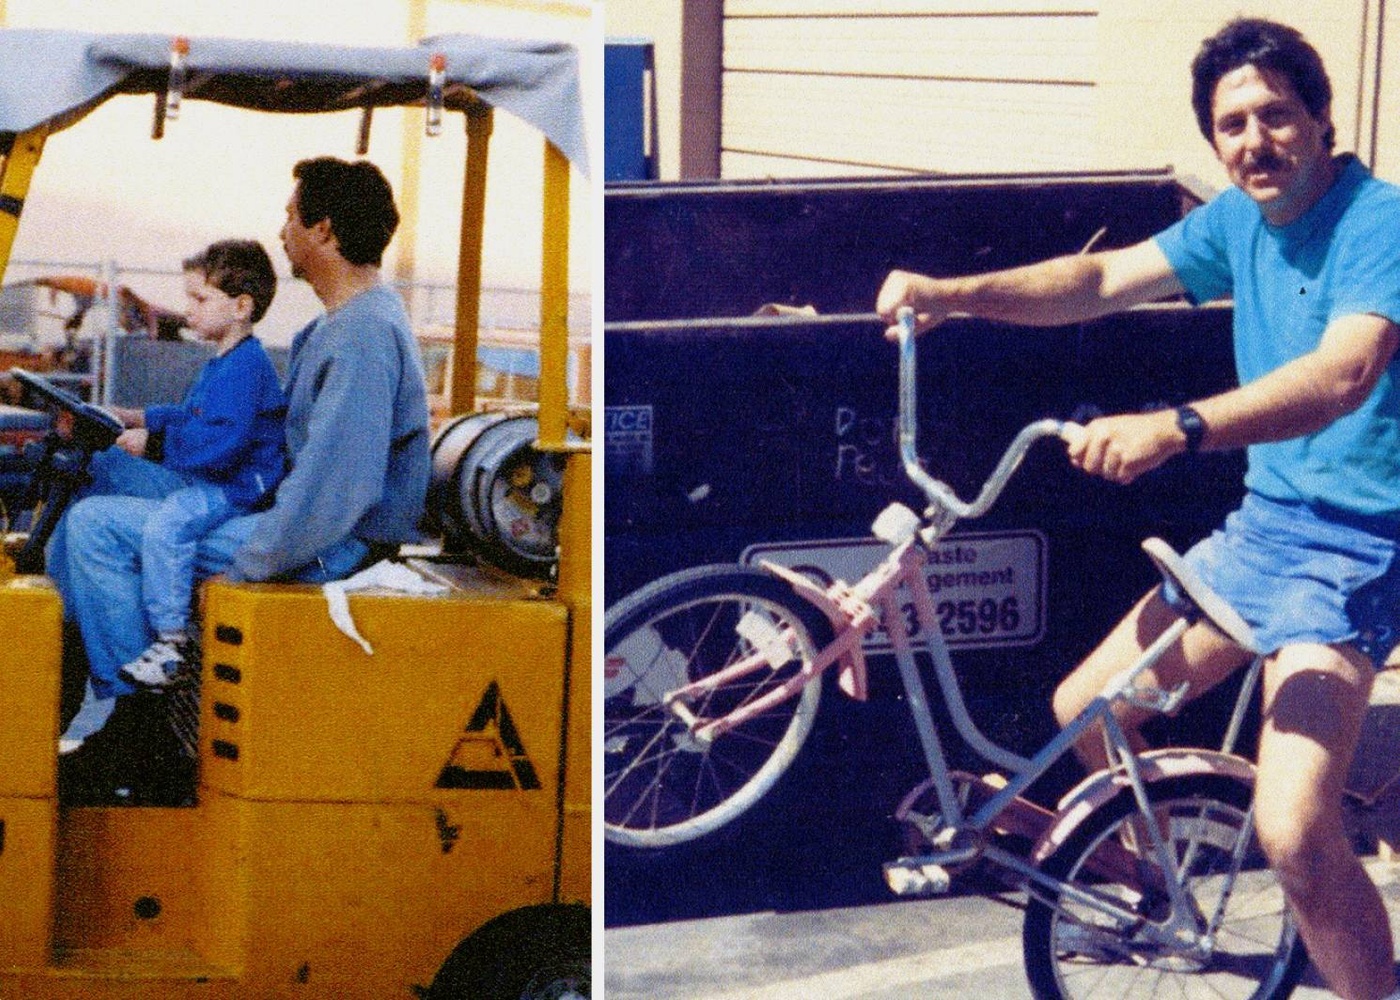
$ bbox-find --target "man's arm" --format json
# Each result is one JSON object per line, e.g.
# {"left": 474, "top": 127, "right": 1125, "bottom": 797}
{"left": 875, "top": 239, "right": 1186, "bottom": 335}
{"left": 1069, "top": 312, "right": 1400, "bottom": 483}
{"left": 229, "top": 337, "right": 396, "bottom": 582}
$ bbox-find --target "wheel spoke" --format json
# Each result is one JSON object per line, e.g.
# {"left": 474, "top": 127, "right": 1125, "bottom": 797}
{"left": 1025, "top": 780, "right": 1305, "bottom": 1000}
{"left": 603, "top": 570, "right": 827, "bottom": 845}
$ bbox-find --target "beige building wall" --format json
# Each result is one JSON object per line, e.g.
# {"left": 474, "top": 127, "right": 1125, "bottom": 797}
{"left": 1094, "top": 2, "right": 1375, "bottom": 192}
{"left": 1370, "top": 1, "right": 1400, "bottom": 180}
{"left": 608, "top": 1, "right": 1396, "bottom": 198}
{"left": 721, "top": 0, "right": 1098, "bottom": 177}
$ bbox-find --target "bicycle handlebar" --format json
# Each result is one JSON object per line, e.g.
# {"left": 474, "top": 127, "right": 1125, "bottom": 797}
{"left": 894, "top": 306, "right": 1083, "bottom": 519}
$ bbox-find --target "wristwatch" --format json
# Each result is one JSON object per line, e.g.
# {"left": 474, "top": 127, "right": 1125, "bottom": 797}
{"left": 1175, "top": 405, "right": 1206, "bottom": 453}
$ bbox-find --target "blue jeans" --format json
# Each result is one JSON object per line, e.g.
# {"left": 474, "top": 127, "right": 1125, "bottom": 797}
{"left": 50, "top": 449, "right": 368, "bottom": 699}
{"left": 46, "top": 448, "right": 191, "bottom": 603}
{"left": 142, "top": 484, "right": 241, "bottom": 636}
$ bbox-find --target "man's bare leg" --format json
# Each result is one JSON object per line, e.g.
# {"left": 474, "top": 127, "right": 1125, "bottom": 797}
{"left": 1051, "top": 587, "right": 1251, "bottom": 769}
{"left": 1255, "top": 643, "right": 1396, "bottom": 1000}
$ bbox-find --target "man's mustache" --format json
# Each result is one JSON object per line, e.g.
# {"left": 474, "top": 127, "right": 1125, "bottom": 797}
{"left": 1242, "top": 151, "right": 1286, "bottom": 172}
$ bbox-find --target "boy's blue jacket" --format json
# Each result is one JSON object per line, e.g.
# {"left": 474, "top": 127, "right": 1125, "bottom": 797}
{"left": 143, "top": 335, "right": 287, "bottom": 507}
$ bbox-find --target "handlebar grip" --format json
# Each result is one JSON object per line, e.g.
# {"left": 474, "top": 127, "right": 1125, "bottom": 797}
{"left": 1058, "top": 421, "right": 1087, "bottom": 448}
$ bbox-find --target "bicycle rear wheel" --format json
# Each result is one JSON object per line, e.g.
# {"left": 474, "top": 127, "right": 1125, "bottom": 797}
{"left": 604, "top": 565, "right": 831, "bottom": 848}
{"left": 1022, "top": 774, "right": 1307, "bottom": 1000}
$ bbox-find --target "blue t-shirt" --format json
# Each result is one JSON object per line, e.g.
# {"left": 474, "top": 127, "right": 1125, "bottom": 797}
{"left": 1155, "top": 155, "right": 1400, "bottom": 520}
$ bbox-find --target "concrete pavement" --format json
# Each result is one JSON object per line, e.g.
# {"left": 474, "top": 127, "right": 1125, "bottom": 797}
{"left": 606, "top": 858, "right": 1400, "bottom": 999}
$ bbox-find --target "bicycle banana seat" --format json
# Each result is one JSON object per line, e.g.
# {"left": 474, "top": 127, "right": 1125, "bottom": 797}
{"left": 1141, "top": 537, "right": 1259, "bottom": 653}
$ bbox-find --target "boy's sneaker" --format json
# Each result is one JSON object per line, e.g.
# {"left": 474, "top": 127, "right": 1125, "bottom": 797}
{"left": 120, "top": 637, "right": 191, "bottom": 688}
{"left": 58, "top": 680, "right": 116, "bottom": 754}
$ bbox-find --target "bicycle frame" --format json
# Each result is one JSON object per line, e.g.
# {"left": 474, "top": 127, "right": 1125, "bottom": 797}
{"left": 887, "top": 599, "right": 1232, "bottom": 946}
{"left": 653, "top": 306, "right": 1273, "bottom": 956}
{"left": 653, "top": 506, "right": 1266, "bottom": 956}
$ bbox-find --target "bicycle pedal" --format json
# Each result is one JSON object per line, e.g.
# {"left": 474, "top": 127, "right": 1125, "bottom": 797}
{"left": 883, "top": 858, "right": 953, "bottom": 897}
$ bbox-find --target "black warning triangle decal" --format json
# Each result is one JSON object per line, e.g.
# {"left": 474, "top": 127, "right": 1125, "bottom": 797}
{"left": 436, "top": 681, "right": 542, "bottom": 790}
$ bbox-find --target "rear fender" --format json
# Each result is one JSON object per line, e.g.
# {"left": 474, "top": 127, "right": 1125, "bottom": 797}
{"left": 758, "top": 560, "right": 868, "bottom": 700}
{"left": 1031, "top": 748, "right": 1256, "bottom": 865}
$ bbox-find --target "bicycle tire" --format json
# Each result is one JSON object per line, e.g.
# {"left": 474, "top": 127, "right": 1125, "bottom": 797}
{"left": 1022, "top": 773, "right": 1308, "bottom": 1000}
{"left": 604, "top": 565, "right": 832, "bottom": 848}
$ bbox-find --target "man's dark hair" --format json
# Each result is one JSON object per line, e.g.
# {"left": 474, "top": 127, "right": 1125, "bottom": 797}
{"left": 1191, "top": 18, "right": 1334, "bottom": 149}
{"left": 183, "top": 239, "right": 277, "bottom": 323}
{"left": 291, "top": 157, "right": 400, "bottom": 266}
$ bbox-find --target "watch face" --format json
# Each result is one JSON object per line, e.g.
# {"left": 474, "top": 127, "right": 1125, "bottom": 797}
{"left": 1176, "top": 406, "right": 1205, "bottom": 451}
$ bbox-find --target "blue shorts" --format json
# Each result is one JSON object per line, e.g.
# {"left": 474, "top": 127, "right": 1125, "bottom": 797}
{"left": 1160, "top": 493, "right": 1400, "bottom": 668}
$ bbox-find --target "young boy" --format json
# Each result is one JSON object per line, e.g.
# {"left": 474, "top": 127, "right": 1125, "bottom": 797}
{"left": 111, "top": 239, "right": 286, "bottom": 689}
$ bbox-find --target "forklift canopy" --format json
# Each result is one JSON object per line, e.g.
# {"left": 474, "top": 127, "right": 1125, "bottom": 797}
{"left": 0, "top": 28, "right": 588, "bottom": 173}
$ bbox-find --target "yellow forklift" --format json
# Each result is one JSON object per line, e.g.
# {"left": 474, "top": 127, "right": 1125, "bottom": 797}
{"left": 0, "top": 28, "right": 590, "bottom": 999}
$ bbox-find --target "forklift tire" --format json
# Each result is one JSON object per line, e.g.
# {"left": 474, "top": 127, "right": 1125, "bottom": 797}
{"left": 426, "top": 903, "right": 590, "bottom": 1000}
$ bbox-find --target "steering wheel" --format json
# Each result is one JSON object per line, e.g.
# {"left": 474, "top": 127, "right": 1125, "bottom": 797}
{"left": 8, "top": 368, "right": 124, "bottom": 573}
{"left": 10, "top": 368, "right": 122, "bottom": 449}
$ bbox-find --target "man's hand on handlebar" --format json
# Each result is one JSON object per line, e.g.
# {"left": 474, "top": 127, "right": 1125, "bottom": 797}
{"left": 877, "top": 270, "right": 950, "bottom": 340}
{"left": 1066, "top": 410, "right": 1187, "bottom": 485}
{"left": 876, "top": 281, "right": 1190, "bottom": 488}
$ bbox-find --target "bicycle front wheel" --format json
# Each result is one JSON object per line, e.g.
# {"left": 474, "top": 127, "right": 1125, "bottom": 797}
{"left": 1022, "top": 774, "right": 1308, "bottom": 1000}
{"left": 603, "top": 565, "right": 831, "bottom": 848}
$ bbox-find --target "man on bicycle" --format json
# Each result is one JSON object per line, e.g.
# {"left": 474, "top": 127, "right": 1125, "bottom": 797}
{"left": 877, "top": 18, "right": 1400, "bottom": 1000}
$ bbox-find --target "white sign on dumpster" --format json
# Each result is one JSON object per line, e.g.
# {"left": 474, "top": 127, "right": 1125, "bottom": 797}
{"left": 605, "top": 404, "right": 654, "bottom": 475}
{"left": 740, "top": 529, "right": 1046, "bottom": 650}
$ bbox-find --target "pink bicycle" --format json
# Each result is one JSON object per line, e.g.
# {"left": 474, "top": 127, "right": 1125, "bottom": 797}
{"left": 604, "top": 308, "right": 1308, "bottom": 998}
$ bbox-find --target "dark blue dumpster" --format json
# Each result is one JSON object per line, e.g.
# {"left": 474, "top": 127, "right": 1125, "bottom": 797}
{"left": 603, "top": 172, "right": 1248, "bottom": 927}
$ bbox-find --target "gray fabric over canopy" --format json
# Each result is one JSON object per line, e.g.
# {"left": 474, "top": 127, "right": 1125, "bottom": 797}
{"left": 0, "top": 29, "right": 588, "bottom": 174}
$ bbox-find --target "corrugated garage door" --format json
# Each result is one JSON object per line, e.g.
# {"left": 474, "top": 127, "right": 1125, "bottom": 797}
{"left": 722, "top": 0, "right": 1102, "bottom": 178}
